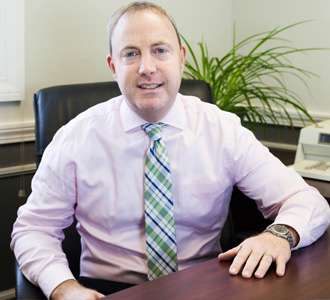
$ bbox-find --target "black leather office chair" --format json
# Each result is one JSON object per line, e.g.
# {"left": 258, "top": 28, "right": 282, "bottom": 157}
{"left": 16, "top": 79, "right": 240, "bottom": 299}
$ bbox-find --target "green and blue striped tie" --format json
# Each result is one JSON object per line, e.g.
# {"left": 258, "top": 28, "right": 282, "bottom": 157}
{"left": 142, "top": 122, "right": 178, "bottom": 280}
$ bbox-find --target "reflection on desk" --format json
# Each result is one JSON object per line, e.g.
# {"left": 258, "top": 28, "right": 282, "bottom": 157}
{"left": 103, "top": 228, "right": 330, "bottom": 300}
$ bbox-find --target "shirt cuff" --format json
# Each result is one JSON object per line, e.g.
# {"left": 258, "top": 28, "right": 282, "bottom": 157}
{"left": 272, "top": 217, "right": 309, "bottom": 250}
{"left": 37, "top": 264, "right": 75, "bottom": 300}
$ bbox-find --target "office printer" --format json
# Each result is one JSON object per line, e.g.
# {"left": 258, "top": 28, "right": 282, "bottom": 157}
{"left": 293, "top": 120, "right": 330, "bottom": 181}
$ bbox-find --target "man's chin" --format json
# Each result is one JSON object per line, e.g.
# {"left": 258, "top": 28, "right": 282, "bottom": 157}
{"left": 136, "top": 104, "right": 169, "bottom": 122}
{"left": 136, "top": 98, "right": 167, "bottom": 112}
{"left": 124, "top": 96, "right": 174, "bottom": 121}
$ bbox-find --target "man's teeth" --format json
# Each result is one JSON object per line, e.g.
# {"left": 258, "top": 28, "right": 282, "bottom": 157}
{"left": 140, "top": 84, "right": 160, "bottom": 89}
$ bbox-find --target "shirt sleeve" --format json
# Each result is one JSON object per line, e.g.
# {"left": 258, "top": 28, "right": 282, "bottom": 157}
{"left": 231, "top": 118, "right": 330, "bottom": 250}
{"left": 11, "top": 127, "right": 77, "bottom": 299}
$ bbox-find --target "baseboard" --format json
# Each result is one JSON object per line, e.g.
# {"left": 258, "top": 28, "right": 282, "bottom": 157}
{"left": 0, "top": 288, "right": 15, "bottom": 300}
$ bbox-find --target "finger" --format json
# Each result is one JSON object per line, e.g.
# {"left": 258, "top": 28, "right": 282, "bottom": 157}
{"left": 97, "top": 292, "right": 105, "bottom": 298}
{"left": 228, "top": 246, "right": 253, "bottom": 276}
{"left": 218, "top": 245, "right": 241, "bottom": 261}
{"left": 275, "top": 256, "right": 287, "bottom": 277}
{"left": 241, "top": 250, "right": 265, "bottom": 278}
{"left": 254, "top": 253, "right": 274, "bottom": 279}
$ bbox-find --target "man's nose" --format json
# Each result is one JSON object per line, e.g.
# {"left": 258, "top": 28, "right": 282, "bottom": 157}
{"left": 139, "top": 54, "right": 156, "bottom": 76}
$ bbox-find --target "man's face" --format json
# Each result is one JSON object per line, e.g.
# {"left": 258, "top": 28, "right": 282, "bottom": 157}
{"left": 107, "top": 10, "right": 186, "bottom": 122}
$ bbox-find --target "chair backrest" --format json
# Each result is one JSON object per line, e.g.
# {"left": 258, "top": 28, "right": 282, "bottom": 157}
{"left": 34, "top": 79, "right": 214, "bottom": 165}
{"left": 32, "top": 79, "right": 216, "bottom": 278}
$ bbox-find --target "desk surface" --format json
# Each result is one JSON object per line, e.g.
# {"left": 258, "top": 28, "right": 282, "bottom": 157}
{"left": 104, "top": 228, "right": 330, "bottom": 300}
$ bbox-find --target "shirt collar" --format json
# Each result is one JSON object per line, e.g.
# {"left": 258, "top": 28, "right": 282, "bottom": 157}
{"left": 120, "top": 94, "right": 185, "bottom": 133}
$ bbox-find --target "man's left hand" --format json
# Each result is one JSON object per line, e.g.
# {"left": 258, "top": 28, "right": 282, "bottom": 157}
{"left": 218, "top": 232, "right": 292, "bottom": 278}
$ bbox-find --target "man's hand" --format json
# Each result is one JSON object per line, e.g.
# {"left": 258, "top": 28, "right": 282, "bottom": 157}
{"left": 218, "top": 232, "right": 293, "bottom": 279}
{"left": 50, "top": 279, "right": 105, "bottom": 300}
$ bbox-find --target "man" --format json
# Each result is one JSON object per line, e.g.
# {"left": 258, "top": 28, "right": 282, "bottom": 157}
{"left": 11, "top": 2, "right": 330, "bottom": 300}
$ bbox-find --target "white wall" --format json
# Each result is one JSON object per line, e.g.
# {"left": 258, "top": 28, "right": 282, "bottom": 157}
{"left": 0, "top": 0, "right": 231, "bottom": 141}
{"left": 233, "top": 0, "right": 330, "bottom": 120}
{"left": 1, "top": 0, "right": 329, "bottom": 142}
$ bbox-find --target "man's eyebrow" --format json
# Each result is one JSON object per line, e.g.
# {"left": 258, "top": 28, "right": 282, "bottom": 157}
{"left": 152, "top": 41, "right": 173, "bottom": 49}
{"left": 119, "top": 45, "right": 139, "bottom": 56}
{"left": 118, "top": 41, "right": 174, "bottom": 56}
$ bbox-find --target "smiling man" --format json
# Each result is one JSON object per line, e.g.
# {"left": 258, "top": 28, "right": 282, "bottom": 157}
{"left": 11, "top": 2, "right": 330, "bottom": 300}
{"left": 107, "top": 7, "right": 186, "bottom": 122}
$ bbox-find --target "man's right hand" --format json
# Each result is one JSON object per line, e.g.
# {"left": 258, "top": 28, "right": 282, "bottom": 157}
{"left": 50, "top": 279, "right": 105, "bottom": 300}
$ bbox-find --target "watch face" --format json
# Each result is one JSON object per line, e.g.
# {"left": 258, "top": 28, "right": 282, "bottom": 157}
{"left": 273, "top": 225, "right": 288, "bottom": 234}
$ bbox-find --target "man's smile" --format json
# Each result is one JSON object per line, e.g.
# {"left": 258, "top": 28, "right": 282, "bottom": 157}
{"left": 138, "top": 84, "right": 162, "bottom": 89}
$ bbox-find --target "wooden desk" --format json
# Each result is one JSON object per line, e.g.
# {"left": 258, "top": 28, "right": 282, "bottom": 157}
{"left": 104, "top": 228, "right": 330, "bottom": 300}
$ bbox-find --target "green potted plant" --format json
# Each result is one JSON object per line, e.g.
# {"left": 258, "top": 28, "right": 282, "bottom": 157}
{"left": 182, "top": 21, "right": 323, "bottom": 132}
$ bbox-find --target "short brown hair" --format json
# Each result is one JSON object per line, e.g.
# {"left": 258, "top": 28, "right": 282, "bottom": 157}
{"left": 107, "top": 1, "right": 181, "bottom": 55}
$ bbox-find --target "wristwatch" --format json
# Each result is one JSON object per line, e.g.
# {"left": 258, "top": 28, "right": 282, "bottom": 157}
{"left": 264, "top": 224, "right": 294, "bottom": 249}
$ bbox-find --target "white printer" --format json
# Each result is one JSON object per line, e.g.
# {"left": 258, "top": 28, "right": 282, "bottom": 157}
{"left": 293, "top": 120, "right": 330, "bottom": 181}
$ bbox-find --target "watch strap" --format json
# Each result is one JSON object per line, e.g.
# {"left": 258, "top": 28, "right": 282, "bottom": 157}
{"left": 264, "top": 224, "right": 294, "bottom": 249}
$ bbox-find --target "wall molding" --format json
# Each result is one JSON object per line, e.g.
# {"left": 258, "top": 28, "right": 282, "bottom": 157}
{"left": 0, "top": 163, "right": 36, "bottom": 178}
{"left": 256, "top": 108, "right": 329, "bottom": 128}
{"left": 260, "top": 141, "right": 297, "bottom": 152}
{"left": 0, "top": 121, "right": 35, "bottom": 145}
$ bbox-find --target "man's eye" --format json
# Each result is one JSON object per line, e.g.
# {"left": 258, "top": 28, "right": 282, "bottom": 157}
{"left": 156, "top": 48, "right": 166, "bottom": 54}
{"left": 126, "top": 52, "right": 136, "bottom": 57}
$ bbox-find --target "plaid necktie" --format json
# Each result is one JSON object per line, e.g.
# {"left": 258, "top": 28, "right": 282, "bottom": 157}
{"left": 142, "top": 122, "right": 178, "bottom": 280}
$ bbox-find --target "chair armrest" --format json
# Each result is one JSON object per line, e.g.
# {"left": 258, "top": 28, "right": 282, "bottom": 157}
{"left": 15, "top": 260, "right": 46, "bottom": 300}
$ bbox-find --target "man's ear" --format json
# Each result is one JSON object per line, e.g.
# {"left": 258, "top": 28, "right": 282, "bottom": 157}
{"left": 180, "top": 45, "right": 187, "bottom": 72}
{"left": 107, "top": 54, "right": 117, "bottom": 80}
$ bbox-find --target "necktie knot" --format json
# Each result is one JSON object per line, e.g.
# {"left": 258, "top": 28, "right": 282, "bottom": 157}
{"left": 142, "top": 123, "right": 165, "bottom": 141}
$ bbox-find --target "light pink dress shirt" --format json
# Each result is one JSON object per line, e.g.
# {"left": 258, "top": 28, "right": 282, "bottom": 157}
{"left": 11, "top": 94, "right": 330, "bottom": 299}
